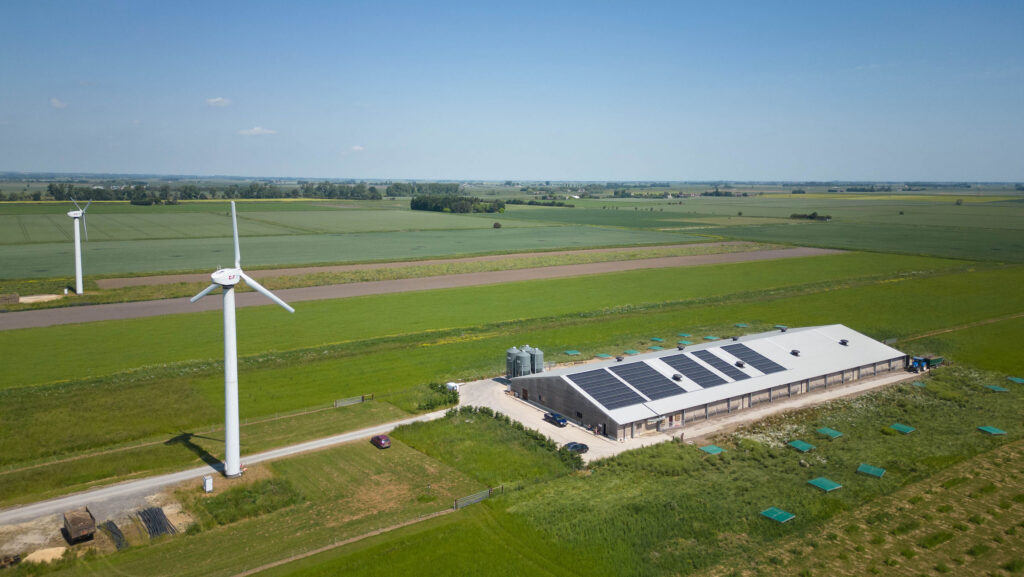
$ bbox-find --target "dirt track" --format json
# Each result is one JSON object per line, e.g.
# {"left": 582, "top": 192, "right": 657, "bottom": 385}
{"left": 0, "top": 247, "right": 840, "bottom": 331}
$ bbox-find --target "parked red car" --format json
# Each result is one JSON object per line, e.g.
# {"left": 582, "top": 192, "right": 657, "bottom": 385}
{"left": 371, "top": 434, "right": 391, "bottom": 449}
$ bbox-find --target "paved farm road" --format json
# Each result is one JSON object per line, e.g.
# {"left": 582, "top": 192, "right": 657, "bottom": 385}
{"left": 0, "top": 247, "right": 839, "bottom": 331}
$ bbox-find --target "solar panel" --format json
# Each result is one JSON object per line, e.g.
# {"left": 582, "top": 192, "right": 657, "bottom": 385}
{"left": 693, "top": 349, "right": 750, "bottom": 381}
{"left": 608, "top": 362, "right": 686, "bottom": 400}
{"left": 660, "top": 353, "right": 727, "bottom": 388}
{"left": 567, "top": 369, "right": 645, "bottom": 410}
{"left": 721, "top": 343, "right": 787, "bottom": 374}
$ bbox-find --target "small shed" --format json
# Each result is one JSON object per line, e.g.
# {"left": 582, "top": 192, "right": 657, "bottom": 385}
{"left": 63, "top": 507, "right": 96, "bottom": 543}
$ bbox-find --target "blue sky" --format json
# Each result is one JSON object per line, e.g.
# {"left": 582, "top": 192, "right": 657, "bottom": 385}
{"left": 1, "top": 1, "right": 1022, "bottom": 181}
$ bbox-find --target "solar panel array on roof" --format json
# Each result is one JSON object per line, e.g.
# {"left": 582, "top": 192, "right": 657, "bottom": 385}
{"left": 693, "top": 349, "right": 750, "bottom": 381}
{"left": 722, "top": 343, "right": 787, "bottom": 374}
{"left": 567, "top": 369, "right": 646, "bottom": 410}
{"left": 609, "top": 362, "right": 686, "bottom": 400}
{"left": 661, "top": 353, "right": 727, "bottom": 388}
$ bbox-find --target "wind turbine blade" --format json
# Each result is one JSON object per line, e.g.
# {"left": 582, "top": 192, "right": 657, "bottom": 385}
{"left": 83, "top": 200, "right": 91, "bottom": 212}
{"left": 82, "top": 215, "right": 88, "bottom": 241}
{"left": 190, "top": 283, "right": 221, "bottom": 303}
{"left": 71, "top": 198, "right": 82, "bottom": 211}
{"left": 239, "top": 272, "right": 294, "bottom": 313}
{"left": 231, "top": 201, "right": 241, "bottom": 269}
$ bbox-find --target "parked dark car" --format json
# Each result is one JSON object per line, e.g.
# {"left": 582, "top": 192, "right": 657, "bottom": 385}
{"left": 370, "top": 434, "right": 391, "bottom": 449}
{"left": 543, "top": 412, "right": 568, "bottom": 427}
{"left": 564, "top": 442, "right": 589, "bottom": 454}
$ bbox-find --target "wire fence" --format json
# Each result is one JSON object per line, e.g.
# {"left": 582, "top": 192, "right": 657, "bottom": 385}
{"left": 454, "top": 485, "right": 503, "bottom": 510}
{"left": 334, "top": 393, "right": 374, "bottom": 408}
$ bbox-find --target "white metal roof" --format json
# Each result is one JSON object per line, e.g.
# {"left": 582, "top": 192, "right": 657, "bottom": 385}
{"left": 517, "top": 324, "right": 906, "bottom": 424}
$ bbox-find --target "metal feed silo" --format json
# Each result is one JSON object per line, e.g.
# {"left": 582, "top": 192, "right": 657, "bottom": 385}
{"left": 530, "top": 347, "right": 544, "bottom": 374}
{"left": 506, "top": 347, "right": 520, "bottom": 379}
{"left": 515, "top": 347, "right": 532, "bottom": 377}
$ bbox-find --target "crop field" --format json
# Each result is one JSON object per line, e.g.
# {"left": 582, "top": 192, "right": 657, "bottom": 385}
{"left": 0, "top": 252, "right": 967, "bottom": 389}
{"left": 3, "top": 256, "right": 1022, "bottom": 506}
{"left": 0, "top": 226, "right": 696, "bottom": 279}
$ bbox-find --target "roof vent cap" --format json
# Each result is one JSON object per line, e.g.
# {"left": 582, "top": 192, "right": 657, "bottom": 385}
{"left": 615, "top": 356, "right": 624, "bottom": 362}
{"left": 839, "top": 339, "right": 849, "bottom": 346}
{"left": 735, "top": 360, "right": 745, "bottom": 368}
{"left": 780, "top": 326, "right": 788, "bottom": 332}
{"left": 672, "top": 373, "right": 683, "bottom": 381}
{"left": 677, "top": 345, "right": 685, "bottom": 351}
{"left": 790, "top": 349, "right": 800, "bottom": 357}
{"left": 731, "top": 336, "right": 739, "bottom": 341}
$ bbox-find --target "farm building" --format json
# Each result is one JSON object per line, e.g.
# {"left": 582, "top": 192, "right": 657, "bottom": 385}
{"left": 510, "top": 325, "right": 907, "bottom": 440}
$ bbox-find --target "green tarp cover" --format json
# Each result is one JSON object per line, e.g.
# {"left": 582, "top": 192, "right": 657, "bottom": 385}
{"left": 595, "top": 353, "right": 611, "bottom": 359}
{"left": 623, "top": 349, "right": 639, "bottom": 355}
{"left": 1008, "top": 377, "right": 1024, "bottom": 384}
{"left": 760, "top": 507, "right": 795, "bottom": 523}
{"left": 699, "top": 445, "right": 725, "bottom": 455}
{"left": 564, "top": 350, "right": 580, "bottom": 356}
{"left": 890, "top": 423, "right": 916, "bottom": 434}
{"left": 650, "top": 337, "right": 664, "bottom": 342}
{"left": 807, "top": 477, "right": 842, "bottom": 492}
{"left": 912, "top": 381, "right": 927, "bottom": 387}
{"left": 857, "top": 463, "right": 886, "bottom": 478}
{"left": 678, "top": 333, "right": 691, "bottom": 337}
{"left": 987, "top": 385, "right": 1009, "bottom": 392}
{"left": 788, "top": 440, "right": 815, "bottom": 452}
{"left": 678, "top": 340, "right": 693, "bottom": 345}
{"left": 978, "top": 426, "right": 1007, "bottom": 436}
{"left": 735, "top": 323, "right": 748, "bottom": 327}
{"left": 649, "top": 346, "right": 664, "bottom": 351}
{"left": 817, "top": 427, "right": 843, "bottom": 439}
{"left": 703, "top": 336, "right": 719, "bottom": 341}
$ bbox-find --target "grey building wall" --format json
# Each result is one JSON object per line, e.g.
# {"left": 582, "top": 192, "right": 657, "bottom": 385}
{"left": 510, "top": 374, "right": 622, "bottom": 436}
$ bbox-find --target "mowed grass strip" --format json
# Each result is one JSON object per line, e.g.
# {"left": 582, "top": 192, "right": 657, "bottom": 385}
{"left": 0, "top": 252, "right": 969, "bottom": 390}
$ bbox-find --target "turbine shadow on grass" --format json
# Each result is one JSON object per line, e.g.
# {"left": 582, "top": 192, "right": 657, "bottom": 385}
{"left": 165, "top": 432, "right": 224, "bottom": 471}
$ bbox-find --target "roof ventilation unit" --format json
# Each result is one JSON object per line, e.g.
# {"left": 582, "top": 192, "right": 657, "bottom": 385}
{"left": 677, "top": 345, "right": 685, "bottom": 351}
{"left": 779, "top": 326, "right": 788, "bottom": 332}
{"left": 735, "top": 360, "right": 745, "bottom": 368}
{"left": 731, "top": 336, "right": 739, "bottom": 341}
{"left": 790, "top": 349, "right": 800, "bottom": 357}
{"left": 672, "top": 373, "right": 683, "bottom": 381}
{"left": 839, "top": 339, "right": 849, "bottom": 346}
{"left": 615, "top": 356, "right": 624, "bottom": 362}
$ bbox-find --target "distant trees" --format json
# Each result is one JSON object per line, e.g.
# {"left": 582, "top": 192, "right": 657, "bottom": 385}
{"left": 410, "top": 195, "right": 504, "bottom": 214}
{"left": 790, "top": 212, "right": 831, "bottom": 221}
{"left": 387, "top": 182, "right": 461, "bottom": 197}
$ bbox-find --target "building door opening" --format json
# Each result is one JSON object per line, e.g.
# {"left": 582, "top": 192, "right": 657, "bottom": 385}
{"left": 521, "top": 389, "right": 528, "bottom": 401}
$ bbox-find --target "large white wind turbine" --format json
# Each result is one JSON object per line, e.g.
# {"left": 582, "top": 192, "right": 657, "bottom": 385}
{"left": 66, "top": 199, "right": 90, "bottom": 295}
{"left": 191, "top": 201, "right": 294, "bottom": 477}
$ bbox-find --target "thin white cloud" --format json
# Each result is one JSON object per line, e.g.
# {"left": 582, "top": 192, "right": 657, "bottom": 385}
{"left": 50, "top": 98, "right": 68, "bottom": 109}
{"left": 206, "top": 97, "right": 232, "bottom": 107}
{"left": 237, "top": 126, "right": 276, "bottom": 136}
{"left": 351, "top": 145, "right": 364, "bottom": 152}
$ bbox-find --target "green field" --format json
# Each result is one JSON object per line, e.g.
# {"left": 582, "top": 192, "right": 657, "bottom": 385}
{"left": 0, "top": 226, "right": 697, "bottom": 279}
{"left": 3, "top": 255, "right": 1020, "bottom": 506}
{"left": 224, "top": 368, "right": 1023, "bottom": 577}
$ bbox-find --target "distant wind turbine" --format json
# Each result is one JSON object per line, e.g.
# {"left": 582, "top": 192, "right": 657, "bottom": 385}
{"left": 66, "top": 199, "right": 90, "bottom": 295}
{"left": 190, "top": 201, "right": 294, "bottom": 477}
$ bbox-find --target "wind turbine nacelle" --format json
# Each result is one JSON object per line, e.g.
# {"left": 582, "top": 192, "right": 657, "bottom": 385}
{"left": 212, "top": 268, "right": 242, "bottom": 286}
{"left": 67, "top": 210, "right": 83, "bottom": 218}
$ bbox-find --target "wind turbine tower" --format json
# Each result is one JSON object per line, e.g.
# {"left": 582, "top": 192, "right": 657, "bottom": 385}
{"left": 191, "top": 202, "right": 294, "bottom": 477}
{"left": 66, "top": 199, "right": 90, "bottom": 295}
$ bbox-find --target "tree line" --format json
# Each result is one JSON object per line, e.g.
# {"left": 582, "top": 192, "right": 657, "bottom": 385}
{"left": 410, "top": 195, "right": 505, "bottom": 214}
